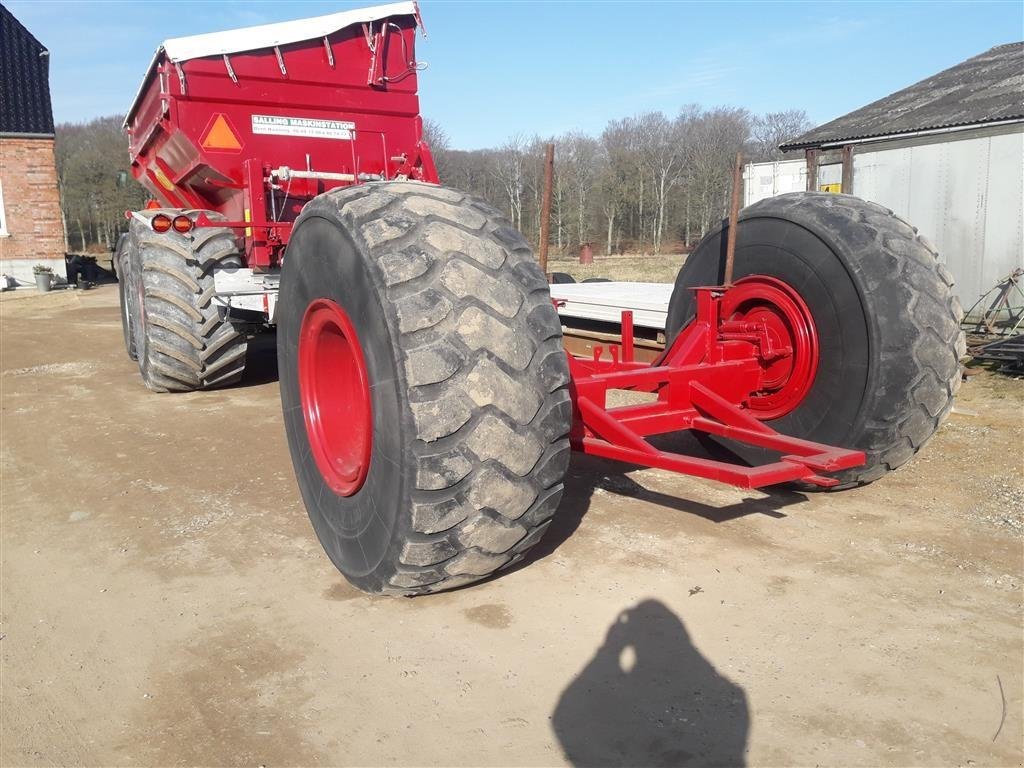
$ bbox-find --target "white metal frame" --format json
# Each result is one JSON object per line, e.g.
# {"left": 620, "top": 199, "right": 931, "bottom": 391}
{"left": 550, "top": 282, "right": 673, "bottom": 330}
{"left": 212, "top": 267, "right": 280, "bottom": 323}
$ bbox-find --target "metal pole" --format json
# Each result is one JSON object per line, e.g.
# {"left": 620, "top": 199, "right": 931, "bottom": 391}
{"left": 723, "top": 152, "right": 743, "bottom": 286}
{"left": 538, "top": 143, "right": 554, "bottom": 277}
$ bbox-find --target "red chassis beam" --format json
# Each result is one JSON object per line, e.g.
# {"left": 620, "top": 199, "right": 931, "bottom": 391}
{"left": 565, "top": 286, "right": 866, "bottom": 489}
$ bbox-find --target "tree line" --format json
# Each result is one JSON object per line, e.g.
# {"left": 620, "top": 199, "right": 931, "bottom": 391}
{"left": 427, "top": 107, "right": 811, "bottom": 256}
{"left": 54, "top": 107, "right": 811, "bottom": 255}
{"left": 55, "top": 115, "right": 149, "bottom": 253}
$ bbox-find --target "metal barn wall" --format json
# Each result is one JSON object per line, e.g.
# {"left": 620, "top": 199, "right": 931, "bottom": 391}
{"left": 851, "top": 124, "right": 1024, "bottom": 309}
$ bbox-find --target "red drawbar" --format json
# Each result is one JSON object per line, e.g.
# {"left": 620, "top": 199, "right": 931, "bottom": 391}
{"left": 298, "top": 299, "right": 373, "bottom": 496}
{"left": 565, "top": 280, "right": 864, "bottom": 489}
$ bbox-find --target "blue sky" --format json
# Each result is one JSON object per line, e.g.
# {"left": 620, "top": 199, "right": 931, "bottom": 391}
{"left": 7, "top": 0, "right": 1022, "bottom": 149}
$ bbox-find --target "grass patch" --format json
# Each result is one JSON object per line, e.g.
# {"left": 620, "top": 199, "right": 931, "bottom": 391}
{"left": 547, "top": 252, "right": 686, "bottom": 283}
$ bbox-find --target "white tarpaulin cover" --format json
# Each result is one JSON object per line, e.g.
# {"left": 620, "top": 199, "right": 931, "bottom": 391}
{"left": 549, "top": 282, "right": 674, "bottom": 330}
{"left": 161, "top": 2, "right": 417, "bottom": 62}
{"left": 125, "top": 2, "right": 418, "bottom": 126}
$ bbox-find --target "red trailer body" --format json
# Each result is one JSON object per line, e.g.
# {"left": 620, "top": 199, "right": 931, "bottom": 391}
{"left": 124, "top": 1, "right": 436, "bottom": 268}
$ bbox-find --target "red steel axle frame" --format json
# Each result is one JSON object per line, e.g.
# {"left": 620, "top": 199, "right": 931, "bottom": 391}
{"left": 565, "top": 285, "right": 866, "bottom": 489}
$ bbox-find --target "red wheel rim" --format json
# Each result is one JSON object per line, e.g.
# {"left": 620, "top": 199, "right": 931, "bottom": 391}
{"left": 298, "top": 299, "right": 373, "bottom": 496}
{"left": 721, "top": 276, "right": 819, "bottom": 420}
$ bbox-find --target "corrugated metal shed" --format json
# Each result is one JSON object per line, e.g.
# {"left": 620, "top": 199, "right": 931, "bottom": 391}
{"left": 851, "top": 126, "right": 1023, "bottom": 309}
{"left": 781, "top": 42, "right": 1024, "bottom": 150}
{"left": 0, "top": 3, "right": 55, "bottom": 136}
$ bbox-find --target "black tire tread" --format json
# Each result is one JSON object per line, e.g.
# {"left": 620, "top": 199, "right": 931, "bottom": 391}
{"left": 305, "top": 182, "right": 571, "bottom": 594}
{"left": 130, "top": 212, "right": 248, "bottom": 393}
{"left": 799, "top": 194, "right": 965, "bottom": 488}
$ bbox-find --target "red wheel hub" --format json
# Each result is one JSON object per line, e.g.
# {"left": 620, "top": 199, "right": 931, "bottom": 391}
{"left": 298, "top": 299, "right": 373, "bottom": 496}
{"left": 721, "top": 276, "right": 819, "bottom": 419}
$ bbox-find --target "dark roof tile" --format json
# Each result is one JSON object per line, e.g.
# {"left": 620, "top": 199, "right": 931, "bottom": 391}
{"left": 0, "top": 3, "right": 55, "bottom": 136}
{"left": 781, "top": 42, "right": 1024, "bottom": 150}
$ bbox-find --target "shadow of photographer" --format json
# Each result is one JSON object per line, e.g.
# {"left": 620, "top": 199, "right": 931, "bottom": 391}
{"left": 552, "top": 599, "right": 749, "bottom": 767}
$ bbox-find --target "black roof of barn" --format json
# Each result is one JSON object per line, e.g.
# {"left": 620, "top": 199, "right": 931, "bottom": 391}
{"left": 0, "top": 3, "right": 55, "bottom": 136}
{"left": 781, "top": 42, "right": 1024, "bottom": 151}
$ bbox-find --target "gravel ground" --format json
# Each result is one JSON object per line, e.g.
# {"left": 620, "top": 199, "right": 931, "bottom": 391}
{"left": 2, "top": 285, "right": 1021, "bottom": 767}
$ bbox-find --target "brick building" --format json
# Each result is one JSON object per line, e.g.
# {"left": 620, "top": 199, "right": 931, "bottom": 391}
{"left": 0, "top": 4, "right": 66, "bottom": 284}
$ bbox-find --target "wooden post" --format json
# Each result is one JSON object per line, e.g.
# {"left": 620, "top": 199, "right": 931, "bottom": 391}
{"left": 805, "top": 148, "right": 820, "bottom": 192}
{"left": 723, "top": 152, "right": 743, "bottom": 286}
{"left": 841, "top": 144, "right": 854, "bottom": 194}
{"left": 538, "top": 143, "right": 554, "bottom": 276}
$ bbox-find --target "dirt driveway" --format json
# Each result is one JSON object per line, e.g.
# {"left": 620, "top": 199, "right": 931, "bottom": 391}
{"left": 2, "top": 285, "right": 1021, "bottom": 767}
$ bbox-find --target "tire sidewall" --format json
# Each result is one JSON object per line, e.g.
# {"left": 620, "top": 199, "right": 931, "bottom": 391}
{"left": 127, "top": 224, "right": 151, "bottom": 375}
{"left": 116, "top": 235, "right": 138, "bottom": 361}
{"left": 117, "top": 270, "right": 134, "bottom": 359}
{"left": 278, "top": 207, "right": 410, "bottom": 593}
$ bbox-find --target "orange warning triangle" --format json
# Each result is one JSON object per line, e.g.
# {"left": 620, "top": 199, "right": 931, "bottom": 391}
{"left": 201, "top": 114, "right": 242, "bottom": 151}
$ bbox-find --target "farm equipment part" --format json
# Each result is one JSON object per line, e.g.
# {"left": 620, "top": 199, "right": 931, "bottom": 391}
{"left": 970, "top": 334, "right": 1024, "bottom": 374}
{"left": 118, "top": 3, "right": 966, "bottom": 595}
{"left": 962, "top": 268, "right": 1024, "bottom": 337}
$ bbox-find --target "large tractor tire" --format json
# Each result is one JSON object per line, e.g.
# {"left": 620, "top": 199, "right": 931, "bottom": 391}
{"left": 666, "top": 192, "right": 965, "bottom": 489}
{"left": 278, "top": 183, "right": 571, "bottom": 595}
{"left": 129, "top": 212, "right": 249, "bottom": 392}
{"left": 114, "top": 233, "right": 138, "bottom": 361}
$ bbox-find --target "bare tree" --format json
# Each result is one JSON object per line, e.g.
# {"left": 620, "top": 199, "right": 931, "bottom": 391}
{"left": 602, "top": 117, "right": 648, "bottom": 253}
{"left": 311, "top": 104, "right": 809, "bottom": 257}
{"left": 685, "top": 107, "right": 753, "bottom": 235}
{"left": 639, "top": 111, "right": 689, "bottom": 253}
{"left": 55, "top": 116, "right": 149, "bottom": 252}
{"left": 494, "top": 135, "right": 527, "bottom": 231}
{"left": 557, "top": 132, "right": 599, "bottom": 248}
{"left": 421, "top": 117, "right": 451, "bottom": 177}
{"left": 751, "top": 109, "right": 813, "bottom": 161}
{"left": 595, "top": 157, "right": 623, "bottom": 256}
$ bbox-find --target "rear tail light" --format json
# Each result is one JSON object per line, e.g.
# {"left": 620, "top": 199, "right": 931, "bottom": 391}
{"left": 172, "top": 214, "right": 194, "bottom": 233}
{"left": 151, "top": 214, "right": 172, "bottom": 233}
